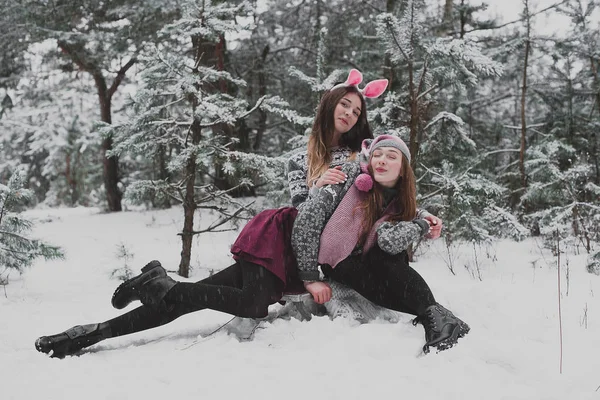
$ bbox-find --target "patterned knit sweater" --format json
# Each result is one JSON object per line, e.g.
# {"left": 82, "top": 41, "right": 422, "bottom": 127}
{"left": 287, "top": 146, "right": 354, "bottom": 209}
{"left": 291, "top": 161, "right": 430, "bottom": 281}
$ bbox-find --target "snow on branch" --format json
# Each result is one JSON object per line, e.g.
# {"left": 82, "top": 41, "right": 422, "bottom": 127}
{"left": 288, "top": 67, "right": 346, "bottom": 93}
{"left": 260, "top": 96, "right": 313, "bottom": 126}
{"left": 427, "top": 38, "right": 503, "bottom": 79}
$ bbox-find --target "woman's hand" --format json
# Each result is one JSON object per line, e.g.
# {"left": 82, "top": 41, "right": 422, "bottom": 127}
{"left": 424, "top": 215, "right": 443, "bottom": 239}
{"left": 314, "top": 166, "right": 347, "bottom": 188}
{"left": 303, "top": 281, "right": 332, "bottom": 304}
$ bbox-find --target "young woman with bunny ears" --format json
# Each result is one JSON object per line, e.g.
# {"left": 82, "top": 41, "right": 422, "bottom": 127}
{"left": 288, "top": 69, "right": 384, "bottom": 207}
{"left": 34, "top": 135, "right": 465, "bottom": 358}
{"left": 287, "top": 69, "right": 442, "bottom": 230}
{"left": 34, "top": 74, "right": 455, "bottom": 358}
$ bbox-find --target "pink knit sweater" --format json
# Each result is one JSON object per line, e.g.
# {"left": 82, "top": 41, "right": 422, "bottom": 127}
{"left": 317, "top": 184, "right": 398, "bottom": 268}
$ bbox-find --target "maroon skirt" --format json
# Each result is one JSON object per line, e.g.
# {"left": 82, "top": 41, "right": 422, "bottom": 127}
{"left": 230, "top": 207, "right": 304, "bottom": 294}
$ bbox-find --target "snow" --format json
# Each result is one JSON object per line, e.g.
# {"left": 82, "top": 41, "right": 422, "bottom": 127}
{"left": 2, "top": 206, "right": 599, "bottom": 400}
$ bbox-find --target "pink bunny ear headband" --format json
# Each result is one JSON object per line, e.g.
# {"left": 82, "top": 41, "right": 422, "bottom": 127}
{"left": 330, "top": 69, "right": 389, "bottom": 99}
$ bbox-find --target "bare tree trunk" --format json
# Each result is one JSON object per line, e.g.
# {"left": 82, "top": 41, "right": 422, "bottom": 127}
{"left": 590, "top": 57, "right": 600, "bottom": 183}
{"left": 408, "top": 60, "right": 419, "bottom": 172}
{"left": 565, "top": 57, "right": 574, "bottom": 144}
{"left": 459, "top": 0, "right": 466, "bottom": 38}
{"left": 57, "top": 41, "right": 135, "bottom": 212}
{"left": 178, "top": 118, "right": 202, "bottom": 278}
{"left": 65, "top": 153, "right": 77, "bottom": 206}
{"left": 253, "top": 45, "right": 269, "bottom": 151}
{"left": 95, "top": 72, "right": 123, "bottom": 212}
{"left": 383, "top": 0, "right": 399, "bottom": 90}
{"left": 519, "top": 1, "right": 531, "bottom": 192}
{"left": 442, "top": 0, "right": 454, "bottom": 35}
{"left": 153, "top": 144, "right": 171, "bottom": 209}
{"left": 519, "top": 39, "right": 529, "bottom": 190}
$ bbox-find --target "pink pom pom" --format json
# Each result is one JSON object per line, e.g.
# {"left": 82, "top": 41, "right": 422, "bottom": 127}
{"left": 355, "top": 174, "right": 373, "bottom": 192}
{"left": 360, "top": 163, "right": 369, "bottom": 174}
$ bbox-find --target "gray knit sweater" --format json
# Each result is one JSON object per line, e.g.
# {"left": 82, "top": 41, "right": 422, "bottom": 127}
{"left": 287, "top": 147, "right": 354, "bottom": 209}
{"left": 291, "top": 161, "right": 430, "bottom": 281}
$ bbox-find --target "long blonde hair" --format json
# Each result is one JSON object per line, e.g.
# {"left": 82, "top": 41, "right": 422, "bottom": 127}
{"left": 306, "top": 86, "right": 372, "bottom": 186}
{"left": 355, "top": 155, "right": 417, "bottom": 246}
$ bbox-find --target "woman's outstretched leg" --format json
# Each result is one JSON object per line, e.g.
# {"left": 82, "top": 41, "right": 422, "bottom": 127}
{"left": 108, "top": 260, "right": 280, "bottom": 336}
{"left": 103, "top": 261, "right": 248, "bottom": 337}
{"left": 163, "top": 260, "right": 280, "bottom": 318}
{"left": 35, "top": 260, "right": 278, "bottom": 358}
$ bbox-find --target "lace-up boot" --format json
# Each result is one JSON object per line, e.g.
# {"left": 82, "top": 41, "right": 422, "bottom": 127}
{"left": 35, "top": 323, "right": 111, "bottom": 358}
{"left": 111, "top": 260, "right": 176, "bottom": 310}
{"left": 413, "top": 303, "right": 470, "bottom": 353}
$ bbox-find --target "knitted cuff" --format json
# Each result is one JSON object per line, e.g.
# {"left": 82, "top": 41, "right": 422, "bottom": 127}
{"left": 413, "top": 219, "right": 430, "bottom": 236}
{"left": 298, "top": 270, "right": 321, "bottom": 281}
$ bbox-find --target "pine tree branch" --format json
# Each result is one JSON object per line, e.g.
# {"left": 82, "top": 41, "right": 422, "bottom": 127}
{"left": 195, "top": 183, "right": 249, "bottom": 204}
{"left": 0, "top": 119, "right": 45, "bottom": 131}
{"left": 383, "top": 18, "right": 410, "bottom": 63}
{"left": 156, "top": 183, "right": 183, "bottom": 204}
{"left": 268, "top": 46, "right": 362, "bottom": 70}
{"left": 0, "top": 191, "right": 9, "bottom": 226}
{"left": 503, "top": 123, "right": 545, "bottom": 129}
{"left": 107, "top": 57, "right": 137, "bottom": 100}
{"left": 189, "top": 201, "right": 255, "bottom": 235}
{"left": 416, "top": 57, "right": 430, "bottom": 97}
{"left": 0, "top": 246, "right": 46, "bottom": 257}
{"left": 57, "top": 40, "right": 98, "bottom": 74}
{"left": 153, "top": 96, "right": 268, "bottom": 129}
{"left": 200, "top": 95, "right": 267, "bottom": 128}
{"left": 461, "top": 92, "right": 515, "bottom": 111}
{"left": 417, "top": 83, "right": 438, "bottom": 101}
{"left": 419, "top": 186, "right": 446, "bottom": 201}
{"left": 418, "top": 148, "right": 521, "bottom": 194}
{"left": 459, "top": 0, "right": 569, "bottom": 35}
{"left": 0, "top": 230, "right": 30, "bottom": 242}
{"left": 361, "top": 0, "right": 384, "bottom": 13}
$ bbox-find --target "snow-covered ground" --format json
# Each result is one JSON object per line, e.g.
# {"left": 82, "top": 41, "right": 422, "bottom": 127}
{"left": 1, "top": 206, "right": 599, "bottom": 400}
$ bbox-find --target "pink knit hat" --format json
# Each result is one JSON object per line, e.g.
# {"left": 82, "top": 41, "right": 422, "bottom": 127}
{"left": 354, "top": 134, "right": 411, "bottom": 192}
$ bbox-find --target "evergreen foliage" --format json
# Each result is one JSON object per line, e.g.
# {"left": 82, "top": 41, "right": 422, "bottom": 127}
{"left": 372, "top": 0, "right": 514, "bottom": 245}
{"left": 0, "top": 169, "right": 64, "bottom": 274}
{"left": 103, "top": 0, "right": 288, "bottom": 276}
{"left": 0, "top": 70, "right": 102, "bottom": 206}
{"left": 587, "top": 250, "right": 600, "bottom": 275}
{"left": 0, "top": 0, "right": 598, "bottom": 272}
{"left": 523, "top": 140, "right": 600, "bottom": 251}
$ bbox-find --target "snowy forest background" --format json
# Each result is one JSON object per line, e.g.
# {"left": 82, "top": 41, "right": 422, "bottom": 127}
{"left": 1, "top": 0, "right": 599, "bottom": 280}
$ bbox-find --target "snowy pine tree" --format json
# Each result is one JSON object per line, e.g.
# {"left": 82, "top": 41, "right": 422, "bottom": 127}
{"left": 18, "top": 0, "right": 180, "bottom": 211}
{"left": 522, "top": 140, "right": 600, "bottom": 253}
{"left": 0, "top": 69, "right": 103, "bottom": 207}
{"left": 371, "top": 0, "right": 517, "bottom": 245}
{"left": 104, "top": 0, "right": 289, "bottom": 277}
{"left": 0, "top": 168, "right": 63, "bottom": 277}
{"left": 419, "top": 114, "right": 528, "bottom": 245}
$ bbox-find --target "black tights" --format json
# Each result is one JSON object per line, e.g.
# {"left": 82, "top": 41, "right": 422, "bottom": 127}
{"left": 322, "top": 246, "right": 437, "bottom": 317}
{"left": 101, "top": 247, "right": 433, "bottom": 338}
{"left": 105, "top": 261, "right": 280, "bottom": 338}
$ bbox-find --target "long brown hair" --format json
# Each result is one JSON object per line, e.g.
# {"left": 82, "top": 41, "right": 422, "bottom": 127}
{"left": 307, "top": 86, "right": 372, "bottom": 186}
{"left": 356, "top": 155, "right": 417, "bottom": 246}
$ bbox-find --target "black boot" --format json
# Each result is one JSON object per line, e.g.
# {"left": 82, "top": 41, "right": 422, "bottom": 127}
{"left": 413, "top": 303, "right": 470, "bottom": 354}
{"left": 35, "top": 323, "right": 111, "bottom": 358}
{"left": 111, "top": 260, "right": 177, "bottom": 310}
